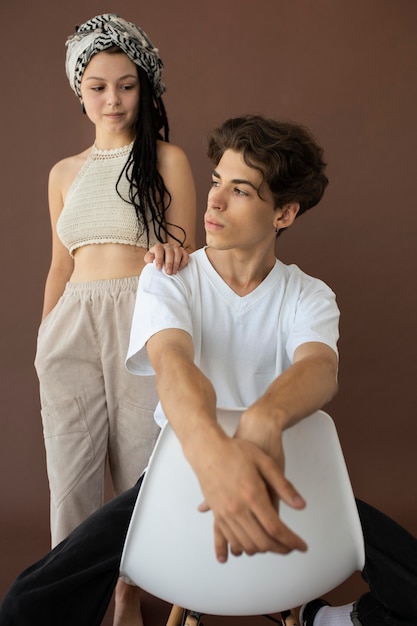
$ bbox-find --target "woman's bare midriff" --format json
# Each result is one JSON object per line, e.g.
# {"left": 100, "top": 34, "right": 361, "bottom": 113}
{"left": 70, "top": 243, "right": 148, "bottom": 282}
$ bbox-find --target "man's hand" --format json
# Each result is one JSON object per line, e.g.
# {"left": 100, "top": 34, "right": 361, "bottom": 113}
{"left": 145, "top": 243, "right": 189, "bottom": 274}
{"left": 192, "top": 435, "right": 307, "bottom": 563}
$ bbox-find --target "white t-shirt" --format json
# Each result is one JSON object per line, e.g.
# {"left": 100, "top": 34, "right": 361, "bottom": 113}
{"left": 126, "top": 248, "right": 339, "bottom": 427}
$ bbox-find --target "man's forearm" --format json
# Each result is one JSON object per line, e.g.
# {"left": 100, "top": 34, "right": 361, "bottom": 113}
{"left": 146, "top": 330, "right": 227, "bottom": 463}
{"left": 238, "top": 344, "right": 338, "bottom": 455}
{"left": 259, "top": 352, "right": 337, "bottom": 426}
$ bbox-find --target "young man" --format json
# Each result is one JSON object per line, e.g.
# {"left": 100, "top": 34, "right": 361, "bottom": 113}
{"left": 1, "top": 116, "right": 416, "bottom": 626}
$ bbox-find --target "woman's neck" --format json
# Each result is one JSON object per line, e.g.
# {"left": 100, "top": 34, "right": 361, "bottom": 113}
{"left": 94, "top": 130, "right": 135, "bottom": 151}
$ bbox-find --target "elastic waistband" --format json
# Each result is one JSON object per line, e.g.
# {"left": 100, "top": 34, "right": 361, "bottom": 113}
{"left": 64, "top": 276, "right": 139, "bottom": 295}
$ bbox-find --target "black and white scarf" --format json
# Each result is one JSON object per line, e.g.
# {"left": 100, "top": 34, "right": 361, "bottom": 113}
{"left": 65, "top": 13, "right": 165, "bottom": 98}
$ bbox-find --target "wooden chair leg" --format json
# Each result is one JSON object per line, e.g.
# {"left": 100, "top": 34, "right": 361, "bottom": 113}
{"left": 166, "top": 604, "right": 185, "bottom": 626}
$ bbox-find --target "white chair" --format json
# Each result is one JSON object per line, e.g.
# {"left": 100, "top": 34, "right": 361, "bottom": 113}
{"left": 120, "top": 409, "right": 365, "bottom": 624}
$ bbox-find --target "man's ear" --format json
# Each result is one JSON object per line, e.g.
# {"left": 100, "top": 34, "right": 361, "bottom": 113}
{"left": 273, "top": 203, "right": 300, "bottom": 230}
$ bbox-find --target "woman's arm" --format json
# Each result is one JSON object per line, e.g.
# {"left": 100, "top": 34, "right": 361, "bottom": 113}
{"left": 158, "top": 141, "right": 197, "bottom": 251}
{"left": 40, "top": 161, "right": 74, "bottom": 321}
{"left": 146, "top": 143, "right": 197, "bottom": 274}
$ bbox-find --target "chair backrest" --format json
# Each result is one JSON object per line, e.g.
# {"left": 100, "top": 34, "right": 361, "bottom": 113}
{"left": 120, "top": 409, "right": 365, "bottom": 616}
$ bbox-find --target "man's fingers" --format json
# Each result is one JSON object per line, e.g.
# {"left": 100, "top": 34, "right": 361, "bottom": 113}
{"left": 214, "top": 525, "right": 229, "bottom": 563}
{"left": 258, "top": 454, "right": 306, "bottom": 511}
{"left": 213, "top": 496, "right": 307, "bottom": 563}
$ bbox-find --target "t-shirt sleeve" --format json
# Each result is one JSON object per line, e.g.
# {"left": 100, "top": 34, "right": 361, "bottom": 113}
{"left": 285, "top": 275, "right": 340, "bottom": 362}
{"left": 126, "top": 263, "right": 193, "bottom": 375}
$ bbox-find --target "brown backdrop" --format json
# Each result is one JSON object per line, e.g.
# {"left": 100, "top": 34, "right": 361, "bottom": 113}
{"left": 1, "top": 0, "right": 417, "bottom": 622}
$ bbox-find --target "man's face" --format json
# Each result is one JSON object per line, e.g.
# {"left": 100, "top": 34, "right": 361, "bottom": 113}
{"left": 204, "top": 149, "right": 277, "bottom": 252}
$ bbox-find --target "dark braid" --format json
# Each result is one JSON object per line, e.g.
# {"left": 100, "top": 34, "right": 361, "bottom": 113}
{"left": 116, "top": 66, "right": 186, "bottom": 247}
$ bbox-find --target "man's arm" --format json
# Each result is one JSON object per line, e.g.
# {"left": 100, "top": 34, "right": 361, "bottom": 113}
{"left": 146, "top": 328, "right": 310, "bottom": 563}
{"left": 236, "top": 341, "right": 339, "bottom": 461}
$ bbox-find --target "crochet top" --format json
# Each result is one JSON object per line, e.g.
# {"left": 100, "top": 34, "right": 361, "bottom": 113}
{"left": 56, "top": 142, "right": 161, "bottom": 257}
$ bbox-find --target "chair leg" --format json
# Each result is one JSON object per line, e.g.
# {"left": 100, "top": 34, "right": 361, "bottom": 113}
{"left": 166, "top": 604, "right": 185, "bottom": 626}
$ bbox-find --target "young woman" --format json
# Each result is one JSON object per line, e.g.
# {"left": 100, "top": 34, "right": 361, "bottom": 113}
{"left": 34, "top": 13, "right": 196, "bottom": 625}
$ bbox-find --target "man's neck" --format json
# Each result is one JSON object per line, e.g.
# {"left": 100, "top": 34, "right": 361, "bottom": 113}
{"left": 204, "top": 247, "right": 276, "bottom": 297}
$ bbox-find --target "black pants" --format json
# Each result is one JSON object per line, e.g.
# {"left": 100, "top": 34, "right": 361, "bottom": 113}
{"left": 0, "top": 485, "right": 416, "bottom": 626}
{"left": 353, "top": 499, "right": 417, "bottom": 625}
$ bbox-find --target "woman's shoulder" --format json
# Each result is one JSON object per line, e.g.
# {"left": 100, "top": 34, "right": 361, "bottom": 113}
{"left": 156, "top": 140, "right": 190, "bottom": 165}
{"left": 49, "top": 146, "right": 93, "bottom": 193}
{"left": 156, "top": 141, "right": 194, "bottom": 186}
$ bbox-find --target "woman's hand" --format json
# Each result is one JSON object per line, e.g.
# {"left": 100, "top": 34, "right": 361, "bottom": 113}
{"left": 144, "top": 243, "right": 190, "bottom": 274}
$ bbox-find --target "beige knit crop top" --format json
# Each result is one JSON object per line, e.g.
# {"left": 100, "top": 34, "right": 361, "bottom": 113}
{"left": 57, "top": 142, "right": 161, "bottom": 257}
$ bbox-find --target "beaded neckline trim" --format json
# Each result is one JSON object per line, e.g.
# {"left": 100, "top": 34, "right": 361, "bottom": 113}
{"left": 92, "top": 141, "right": 133, "bottom": 160}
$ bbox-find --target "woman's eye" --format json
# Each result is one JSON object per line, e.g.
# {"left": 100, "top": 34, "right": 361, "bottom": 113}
{"left": 211, "top": 179, "right": 220, "bottom": 187}
{"left": 235, "top": 188, "right": 248, "bottom": 197}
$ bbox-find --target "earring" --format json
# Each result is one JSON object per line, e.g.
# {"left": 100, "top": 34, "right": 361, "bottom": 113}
{"left": 81, "top": 102, "right": 86, "bottom": 114}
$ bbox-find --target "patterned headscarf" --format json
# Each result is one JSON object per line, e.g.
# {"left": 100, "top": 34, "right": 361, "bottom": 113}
{"left": 65, "top": 13, "right": 165, "bottom": 98}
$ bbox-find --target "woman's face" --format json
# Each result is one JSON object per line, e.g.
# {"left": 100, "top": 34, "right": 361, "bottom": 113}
{"left": 80, "top": 50, "right": 140, "bottom": 137}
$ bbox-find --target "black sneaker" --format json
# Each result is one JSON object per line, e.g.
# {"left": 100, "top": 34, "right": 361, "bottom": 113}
{"left": 300, "top": 599, "right": 331, "bottom": 625}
